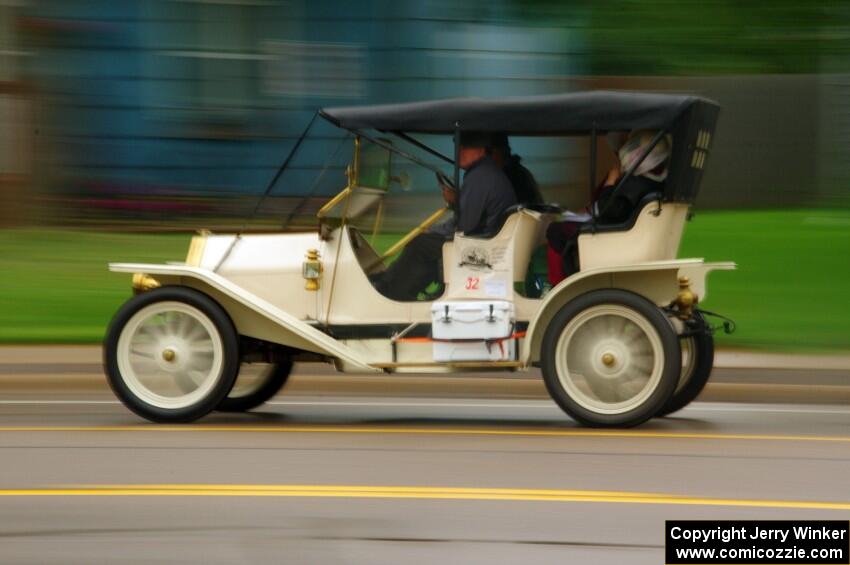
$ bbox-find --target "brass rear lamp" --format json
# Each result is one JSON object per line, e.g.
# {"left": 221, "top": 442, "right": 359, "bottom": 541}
{"left": 673, "top": 276, "right": 698, "bottom": 319}
{"left": 132, "top": 273, "right": 160, "bottom": 293}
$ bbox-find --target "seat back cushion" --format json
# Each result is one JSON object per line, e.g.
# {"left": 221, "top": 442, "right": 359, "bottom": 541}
{"left": 577, "top": 202, "right": 689, "bottom": 270}
{"left": 443, "top": 209, "right": 542, "bottom": 299}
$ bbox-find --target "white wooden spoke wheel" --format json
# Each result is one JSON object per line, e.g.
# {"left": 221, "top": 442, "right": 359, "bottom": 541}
{"left": 105, "top": 288, "right": 239, "bottom": 423}
{"left": 554, "top": 305, "right": 664, "bottom": 414}
{"left": 117, "top": 302, "right": 223, "bottom": 410}
{"left": 541, "top": 290, "right": 680, "bottom": 427}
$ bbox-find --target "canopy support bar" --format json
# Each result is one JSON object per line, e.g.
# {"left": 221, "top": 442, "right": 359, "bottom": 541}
{"left": 245, "top": 111, "right": 318, "bottom": 230}
{"left": 282, "top": 132, "right": 350, "bottom": 229}
{"left": 352, "top": 128, "right": 450, "bottom": 183}
{"left": 589, "top": 126, "right": 597, "bottom": 201}
{"left": 389, "top": 131, "right": 454, "bottom": 164}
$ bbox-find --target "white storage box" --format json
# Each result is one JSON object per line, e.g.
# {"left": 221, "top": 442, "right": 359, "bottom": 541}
{"left": 430, "top": 300, "right": 516, "bottom": 362}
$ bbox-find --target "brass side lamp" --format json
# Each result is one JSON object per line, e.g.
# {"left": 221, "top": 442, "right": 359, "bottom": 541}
{"left": 303, "top": 249, "right": 323, "bottom": 291}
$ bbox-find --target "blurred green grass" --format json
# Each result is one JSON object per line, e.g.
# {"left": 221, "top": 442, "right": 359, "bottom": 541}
{"left": 1, "top": 209, "right": 848, "bottom": 351}
{"left": 678, "top": 209, "right": 850, "bottom": 351}
{"left": 0, "top": 231, "right": 191, "bottom": 343}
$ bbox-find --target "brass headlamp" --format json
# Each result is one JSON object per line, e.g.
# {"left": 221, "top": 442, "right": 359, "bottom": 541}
{"left": 303, "top": 248, "right": 322, "bottom": 291}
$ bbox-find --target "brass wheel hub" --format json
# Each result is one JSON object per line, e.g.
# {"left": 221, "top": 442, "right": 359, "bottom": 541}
{"left": 601, "top": 352, "right": 616, "bottom": 367}
{"left": 162, "top": 348, "right": 176, "bottom": 362}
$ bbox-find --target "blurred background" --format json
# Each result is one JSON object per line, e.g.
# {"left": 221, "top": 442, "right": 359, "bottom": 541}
{"left": 1, "top": 0, "right": 849, "bottom": 350}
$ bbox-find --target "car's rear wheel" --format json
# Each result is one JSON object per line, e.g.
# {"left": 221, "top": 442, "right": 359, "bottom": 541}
{"left": 541, "top": 289, "right": 680, "bottom": 427}
{"left": 217, "top": 360, "right": 293, "bottom": 412}
{"left": 657, "top": 313, "right": 714, "bottom": 417}
{"left": 104, "top": 287, "right": 239, "bottom": 423}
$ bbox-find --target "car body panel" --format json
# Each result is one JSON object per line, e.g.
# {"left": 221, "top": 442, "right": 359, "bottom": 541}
{"left": 108, "top": 261, "right": 378, "bottom": 372}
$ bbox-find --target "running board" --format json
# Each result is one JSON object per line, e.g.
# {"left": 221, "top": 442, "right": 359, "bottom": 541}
{"left": 371, "top": 361, "right": 523, "bottom": 370}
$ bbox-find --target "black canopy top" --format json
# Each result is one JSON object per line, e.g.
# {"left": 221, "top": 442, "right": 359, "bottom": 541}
{"left": 320, "top": 91, "right": 719, "bottom": 135}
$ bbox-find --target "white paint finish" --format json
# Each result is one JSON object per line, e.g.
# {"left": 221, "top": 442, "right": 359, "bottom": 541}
{"left": 444, "top": 210, "right": 545, "bottom": 300}
{"left": 578, "top": 202, "right": 690, "bottom": 270}
{"left": 108, "top": 263, "right": 377, "bottom": 371}
{"left": 200, "top": 233, "right": 322, "bottom": 273}
{"left": 338, "top": 339, "right": 446, "bottom": 366}
{"left": 339, "top": 339, "right": 395, "bottom": 364}
{"left": 513, "top": 293, "right": 544, "bottom": 323}
{"left": 678, "top": 261, "right": 736, "bottom": 304}
{"left": 200, "top": 233, "right": 324, "bottom": 320}
{"left": 320, "top": 227, "right": 416, "bottom": 325}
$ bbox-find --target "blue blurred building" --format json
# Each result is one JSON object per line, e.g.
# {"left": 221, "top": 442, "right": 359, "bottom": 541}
{"left": 8, "top": 0, "right": 584, "bottom": 224}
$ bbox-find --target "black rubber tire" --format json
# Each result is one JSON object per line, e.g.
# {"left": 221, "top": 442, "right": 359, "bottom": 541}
{"left": 657, "top": 313, "right": 715, "bottom": 417}
{"left": 103, "top": 286, "right": 240, "bottom": 423}
{"left": 217, "top": 359, "right": 293, "bottom": 412}
{"left": 541, "top": 289, "right": 681, "bottom": 428}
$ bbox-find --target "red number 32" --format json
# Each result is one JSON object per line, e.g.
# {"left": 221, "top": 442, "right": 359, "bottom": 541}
{"left": 465, "top": 277, "right": 480, "bottom": 290}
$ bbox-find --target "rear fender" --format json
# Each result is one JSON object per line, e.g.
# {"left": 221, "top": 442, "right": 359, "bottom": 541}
{"left": 522, "top": 260, "right": 735, "bottom": 366}
{"left": 677, "top": 261, "right": 736, "bottom": 304}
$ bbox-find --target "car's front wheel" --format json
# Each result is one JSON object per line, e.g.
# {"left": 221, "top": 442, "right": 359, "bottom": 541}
{"left": 104, "top": 287, "right": 239, "bottom": 423}
{"left": 541, "top": 289, "right": 681, "bottom": 427}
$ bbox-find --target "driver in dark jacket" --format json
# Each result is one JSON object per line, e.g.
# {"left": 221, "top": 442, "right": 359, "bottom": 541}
{"left": 373, "top": 132, "right": 516, "bottom": 301}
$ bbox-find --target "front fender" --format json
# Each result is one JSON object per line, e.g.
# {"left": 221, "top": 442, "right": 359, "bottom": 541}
{"left": 521, "top": 259, "right": 735, "bottom": 366}
{"left": 109, "top": 262, "right": 378, "bottom": 372}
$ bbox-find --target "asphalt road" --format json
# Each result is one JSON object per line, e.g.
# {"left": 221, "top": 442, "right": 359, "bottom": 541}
{"left": 1, "top": 361, "right": 849, "bottom": 564}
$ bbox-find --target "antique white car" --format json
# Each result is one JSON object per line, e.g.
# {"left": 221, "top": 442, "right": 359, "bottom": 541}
{"left": 104, "top": 92, "right": 734, "bottom": 427}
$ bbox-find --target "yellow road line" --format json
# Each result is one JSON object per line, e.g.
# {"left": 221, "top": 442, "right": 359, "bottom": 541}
{"left": 0, "top": 425, "right": 849, "bottom": 443}
{"left": 0, "top": 484, "right": 848, "bottom": 510}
